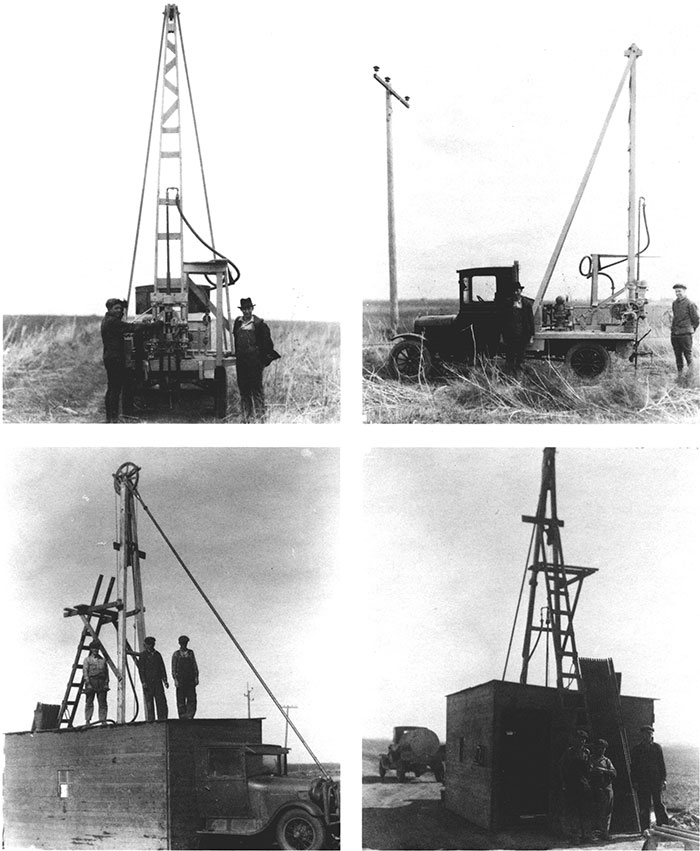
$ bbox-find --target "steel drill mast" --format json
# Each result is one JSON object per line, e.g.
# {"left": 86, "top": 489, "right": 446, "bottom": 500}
{"left": 519, "top": 448, "right": 597, "bottom": 690}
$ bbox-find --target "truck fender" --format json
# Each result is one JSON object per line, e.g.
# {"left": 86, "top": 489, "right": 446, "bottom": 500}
{"left": 269, "top": 799, "right": 326, "bottom": 827}
{"left": 389, "top": 332, "right": 425, "bottom": 345}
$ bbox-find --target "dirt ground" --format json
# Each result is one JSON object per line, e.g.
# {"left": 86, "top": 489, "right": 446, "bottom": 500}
{"left": 362, "top": 775, "right": 652, "bottom": 851}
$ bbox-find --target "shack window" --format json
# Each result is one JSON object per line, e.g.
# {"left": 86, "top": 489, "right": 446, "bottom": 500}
{"left": 57, "top": 769, "right": 69, "bottom": 798}
{"left": 208, "top": 747, "right": 244, "bottom": 778}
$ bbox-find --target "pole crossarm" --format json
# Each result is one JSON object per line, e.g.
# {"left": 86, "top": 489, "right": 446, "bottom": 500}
{"left": 373, "top": 69, "right": 411, "bottom": 108}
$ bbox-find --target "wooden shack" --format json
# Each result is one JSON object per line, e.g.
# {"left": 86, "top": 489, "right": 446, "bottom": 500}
{"left": 3, "top": 718, "right": 263, "bottom": 850}
{"left": 445, "top": 679, "right": 654, "bottom": 832}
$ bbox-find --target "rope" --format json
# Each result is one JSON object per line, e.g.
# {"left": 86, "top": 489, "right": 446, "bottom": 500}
{"left": 502, "top": 523, "right": 536, "bottom": 681}
{"left": 127, "top": 13, "right": 167, "bottom": 308}
{"left": 129, "top": 482, "right": 331, "bottom": 780}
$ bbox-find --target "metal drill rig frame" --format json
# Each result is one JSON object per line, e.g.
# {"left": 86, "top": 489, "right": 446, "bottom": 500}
{"left": 124, "top": 5, "right": 238, "bottom": 419}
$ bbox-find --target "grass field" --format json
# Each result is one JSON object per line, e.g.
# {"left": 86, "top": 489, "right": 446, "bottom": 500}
{"left": 363, "top": 300, "right": 700, "bottom": 424}
{"left": 3, "top": 315, "right": 339, "bottom": 424}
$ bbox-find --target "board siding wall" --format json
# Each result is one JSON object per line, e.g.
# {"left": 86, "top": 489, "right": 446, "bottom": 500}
{"left": 4, "top": 724, "right": 168, "bottom": 850}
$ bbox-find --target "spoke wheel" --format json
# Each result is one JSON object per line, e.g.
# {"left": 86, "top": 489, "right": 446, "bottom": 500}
{"left": 389, "top": 340, "right": 432, "bottom": 381}
{"left": 113, "top": 462, "right": 141, "bottom": 493}
{"left": 276, "top": 809, "right": 325, "bottom": 851}
{"left": 565, "top": 342, "right": 610, "bottom": 380}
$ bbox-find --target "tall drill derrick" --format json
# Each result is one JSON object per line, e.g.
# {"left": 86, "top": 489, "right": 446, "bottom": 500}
{"left": 519, "top": 448, "right": 597, "bottom": 690}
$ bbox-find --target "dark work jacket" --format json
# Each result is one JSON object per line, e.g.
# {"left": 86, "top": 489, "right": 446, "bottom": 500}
{"left": 101, "top": 313, "right": 138, "bottom": 362}
{"left": 233, "top": 315, "right": 281, "bottom": 366}
{"left": 138, "top": 648, "right": 167, "bottom": 687}
{"left": 671, "top": 297, "right": 699, "bottom": 335}
{"left": 502, "top": 298, "right": 535, "bottom": 342}
{"left": 172, "top": 649, "right": 199, "bottom": 685}
{"left": 631, "top": 741, "right": 666, "bottom": 787}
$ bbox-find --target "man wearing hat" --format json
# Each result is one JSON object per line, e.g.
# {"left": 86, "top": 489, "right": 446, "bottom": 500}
{"left": 631, "top": 725, "right": 668, "bottom": 831}
{"left": 83, "top": 640, "right": 109, "bottom": 725}
{"left": 502, "top": 284, "right": 535, "bottom": 376}
{"left": 171, "top": 635, "right": 199, "bottom": 719}
{"left": 232, "top": 297, "right": 280, "bottom": 422}
{"left": 100, "top": 298, "right": 158, "bottom": 423}
{"left": 560, "top": 728, "right": 593, "bottom": 842}
{"left": 670, "top": 283, "right": 698, "bottom": 377}
{"left": 134, "top": 636, "right": 169, "bottom": 722}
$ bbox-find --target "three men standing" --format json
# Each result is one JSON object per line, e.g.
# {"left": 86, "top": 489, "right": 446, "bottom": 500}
{"left": 670, "top": 283, "right": 699, "bottom": 378}
{"left": 172, "top": 635, "right": 199, "bottom": 719}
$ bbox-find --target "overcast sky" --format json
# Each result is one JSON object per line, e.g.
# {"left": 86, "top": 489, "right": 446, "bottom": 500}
{"left": 1, "top": 447, "right": 340, "bottom": 764}
{"left": 3, "top": 1, "right": 697, "bottom": 321}
{"left": 363, "top": 447, "right": 699, "bottom": 747}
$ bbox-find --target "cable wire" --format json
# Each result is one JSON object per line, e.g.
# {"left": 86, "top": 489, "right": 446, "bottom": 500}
{"left": 502, "top": 523, "right": 536, "bottom": 681}
{"left": 129, "top": 481, "right": 331, "bottom": 780}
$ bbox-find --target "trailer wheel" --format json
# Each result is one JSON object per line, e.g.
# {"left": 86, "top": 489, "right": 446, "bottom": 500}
{"left": 565, "top": 342, "right": 611, "bottom": 380}
{"left": 275, "top": 808, "right": 325, "bottom": 850}
{"left": 214, "top": 366, "right": 227, "bottom": 418}
{"left": 389, "top": 339, "right": 432, "bottom": 381}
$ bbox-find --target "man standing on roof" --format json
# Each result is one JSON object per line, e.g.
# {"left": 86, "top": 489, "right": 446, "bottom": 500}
{"left": 670, "top": 284, "right": 699, "bottom": 379}
{"left": 100, "top": 298, "right": 159, "bottom": 423}
{"left": 502, "top": 284, "right": 535, "bottom": 377}
{"left": 233, "top": 297, "right": 280, "bottom": 423}
{"left": 172, "top": 635, "right": 199, "bottom": 719}
{"left": 136, "top": 636, "right": 169, "bottom": 722}
{"left": 83, "top": 640, "right": 109, "bottom": 725}
{"left": 631, "top": 725, "right": 669, "bottom": 831}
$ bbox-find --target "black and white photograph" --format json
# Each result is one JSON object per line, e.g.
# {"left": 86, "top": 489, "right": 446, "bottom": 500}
{"left": 362, "top": 447, "right": 698, "bottom": 849}
{"left": 1, "top": 0, "right": 699, "bottom": 849}
{"left": 2, "top": 448, "right": 340, "bottom": 849}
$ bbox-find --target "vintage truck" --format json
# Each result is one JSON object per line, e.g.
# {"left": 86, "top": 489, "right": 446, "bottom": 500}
{"left": 379, "top": 726, "right": 445, "bottom": 783}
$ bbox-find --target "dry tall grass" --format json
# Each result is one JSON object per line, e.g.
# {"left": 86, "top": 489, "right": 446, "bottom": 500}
{"left": 363, "top": 334, "right": 700, "bottom": 424}
{"left": 3, "top": 316, "right": 339, "bottom": 424}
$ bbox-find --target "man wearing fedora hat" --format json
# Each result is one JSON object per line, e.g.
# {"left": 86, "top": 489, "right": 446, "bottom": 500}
{"left": 670, "top": 283, "right": 698, "bottom": 377}
{"left": 233, "top": 297, "right": 280, "bottom": 422}
{"left": 502, "top": 284, "right": 535, "bottom": 376}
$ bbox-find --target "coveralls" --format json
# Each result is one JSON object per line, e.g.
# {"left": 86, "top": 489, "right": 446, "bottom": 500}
{"left": 101, "top": 313, "right": 138, "bottom": 423}
{"left": 589, "top": 754, "right": 617, "bottom": 838}
{"left": 172, "top": 648, "right": 199, "bottom": 719}
{"left": 83, "top": 653, "right": 109, "bottom": 724}
{"left": 631, "top": 740, "right": 668, "bottom": 830}
{"left": 138, "top": 648, "right": 169, "bottom": 721}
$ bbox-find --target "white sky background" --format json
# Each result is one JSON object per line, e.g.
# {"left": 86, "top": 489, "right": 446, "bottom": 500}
{"left": 2, "top": 1, "right": 698, "bottom": 321}
{"left": 1, "top": 447, "right": 341, "bottom": 764}
{"left": 363, "top": 447, "right": 699, "bottom": 747}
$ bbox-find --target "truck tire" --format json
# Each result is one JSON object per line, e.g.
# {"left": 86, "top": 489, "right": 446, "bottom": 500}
{"left": 214, "top": 365, "right": 227, "bottom": 418}
{"left": 396, "top": 763, "right": 406, "bottom": 783}
{"left": 389, "top": 339, "right": 432, "bottom": 381}
{"left": 565, "top": 342, "right": 611, "bottom": 380}
{"left": 275, "top": 808, "right": 326, "bottom": 850}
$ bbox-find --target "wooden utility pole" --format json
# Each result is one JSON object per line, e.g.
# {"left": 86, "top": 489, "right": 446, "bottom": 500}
{"left": 244, "top": 682, "right": 254, "bottom": 718}
{"left": 373, "top": 66, "right": 410, "bottom": 337}
{"left": 282, "top": 704, "right": 298, "bottom": 750}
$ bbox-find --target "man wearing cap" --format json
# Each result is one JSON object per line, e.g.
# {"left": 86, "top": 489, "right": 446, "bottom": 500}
{"left": 560, "top": 729, "right": 593, "bottom": 842}
{"left": 101, "top": 299, "right": 158, "bottom": 423}
{"left": 631, "top": 725, "right": 668, "bottom": 831}
{"left": 232, "top": 297, "right": 280, "bottom": 422}
{"left": 135, "top": 637, "right": 169, "bottom": 722}
{"left": 502, "top": 284, "right": 535, "bottom": 376}
{"left": 83, "top": 640, "right": 109, "bottom": 725}
{"left": 670, "top": 284, "right": 699, "bottom": 378}
{"left": 589, "top": 738, "right": 617, "bottom": 840}
{"left": 171, "top": 635, "right": 199, "bottom": 719}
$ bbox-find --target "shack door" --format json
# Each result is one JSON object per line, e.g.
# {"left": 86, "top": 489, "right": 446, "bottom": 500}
{"left": 196, "top": 745, "right": 251, "bottom": 818}
{"left": 499, "top": 708, "right": 550, "bottom": 824}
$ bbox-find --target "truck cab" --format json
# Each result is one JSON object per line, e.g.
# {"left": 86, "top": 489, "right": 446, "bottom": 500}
{"left": 197, "top": 743, "right": 339, "bottom": 850}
